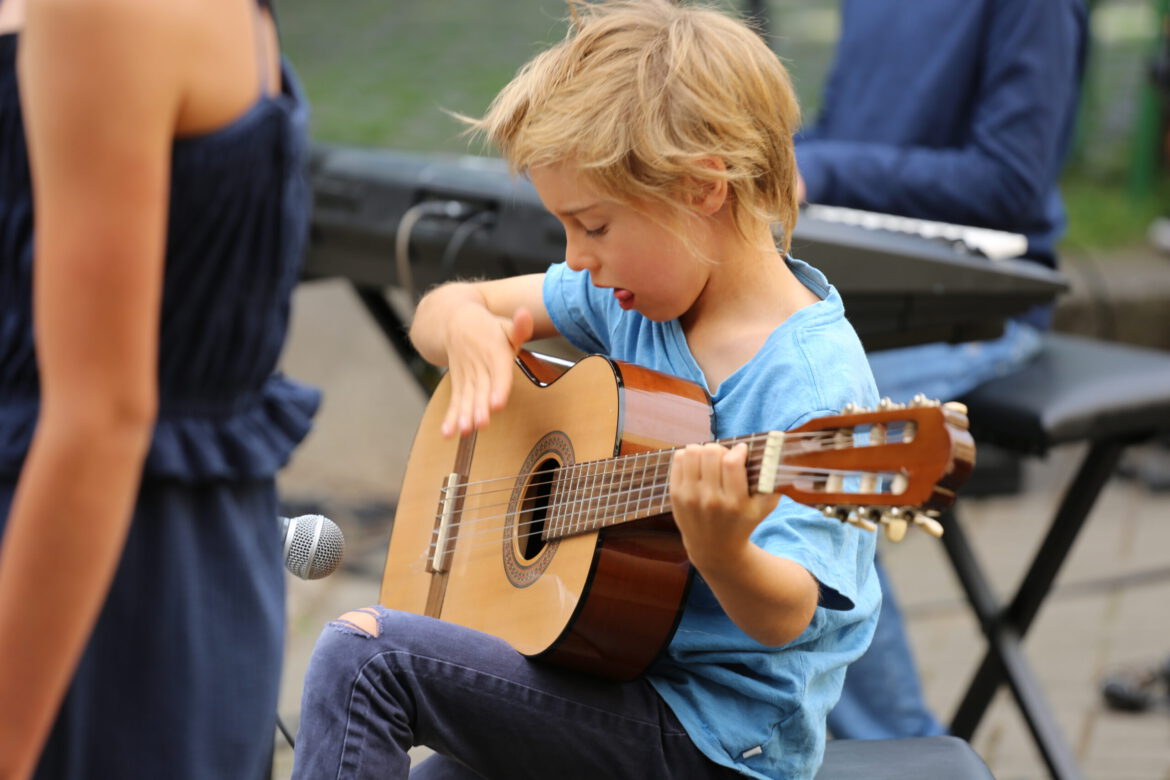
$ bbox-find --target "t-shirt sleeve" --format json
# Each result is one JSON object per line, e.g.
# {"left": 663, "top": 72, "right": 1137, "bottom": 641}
{"left": 750, "top": 407, "right": 877, "bottom": 613}
{"left": 754, "top": 501, "right": 864, "bottom": 612}
{"left": 542, "top": 262, "right": 613, "bottom": 356}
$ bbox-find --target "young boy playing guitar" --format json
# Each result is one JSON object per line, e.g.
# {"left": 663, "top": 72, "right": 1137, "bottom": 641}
{"left": 294, "top": 2, "right": 892, "bottom": 777}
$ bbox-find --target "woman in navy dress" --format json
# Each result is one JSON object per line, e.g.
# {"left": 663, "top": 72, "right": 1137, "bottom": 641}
{"left": 0, "top": 0, "right": 319, "bottom": 776}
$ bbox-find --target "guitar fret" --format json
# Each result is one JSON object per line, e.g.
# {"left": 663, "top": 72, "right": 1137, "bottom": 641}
{"left": 628, "top": 453, "right": 644, "bottom": 522}
{"left": 662, "top": 451, "right": 671, "bottom": 512}
{"left": 649, "top": 452, "right": 662, "bottom": 514}
{"left": 609, "top": 458, "right": 624, "bottom": 528}
{"left": 624, "top": 454, "right": 637, "bottom": 521}
{"left": 579, "top": 461, "right": 590, "bottom": 532}
{"left": 592, "top": 461, "right": 605, "bottom": 530}
{"left": 572, "top": 462, "right": 583, "bottom": 534}
{"left": 548, "top": 470, "right": 564, "bottom": 540}
{"left": 626, "top": 454, "right": 642, "bottom": 524}
{"left": 570, "top": 461, "right": 583, "bottom": 533}
{"left": 578, "top": 461, "right": 591, "bottom": 535}
{"left": 600, "top": 461, "right": 613, "bottom": 528}
{"left": 548, "top": 438, "right": 814, "bottom": 540}
{"left": 615, "top": 459, "right": 629, "bottom": 525}
{"left": 588, "top": 461, "right": 601, "bottom": 531}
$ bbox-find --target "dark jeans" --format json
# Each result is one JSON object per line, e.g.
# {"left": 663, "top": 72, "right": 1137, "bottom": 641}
{"left": 292, "top": 607, "right": 743, "bottom": 779}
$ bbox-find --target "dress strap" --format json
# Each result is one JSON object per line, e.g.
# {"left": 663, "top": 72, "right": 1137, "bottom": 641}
{"left": 251, "top": 0, "right": 275, "bottom": 95}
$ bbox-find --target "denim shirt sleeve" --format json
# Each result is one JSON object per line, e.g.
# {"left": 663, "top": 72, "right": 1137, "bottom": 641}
{"left": 796, "top": 0, "right": 1085, "bottom": 235}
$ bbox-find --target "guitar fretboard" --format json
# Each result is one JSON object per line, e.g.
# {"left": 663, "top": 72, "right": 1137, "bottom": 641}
{"left": 543, "top": 436, "right": 765, "bottom": 539}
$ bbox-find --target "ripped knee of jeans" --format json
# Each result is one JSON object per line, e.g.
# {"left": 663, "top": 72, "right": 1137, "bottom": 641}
{"left": 328, "top": 607, "right": 382, "bottom": 638}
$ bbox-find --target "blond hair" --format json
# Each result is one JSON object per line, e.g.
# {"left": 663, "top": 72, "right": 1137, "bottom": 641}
{"left": 467, "top": 0, "right": 801, "bottom": 253}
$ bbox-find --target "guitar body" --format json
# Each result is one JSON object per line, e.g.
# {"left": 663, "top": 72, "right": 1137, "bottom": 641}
{"left": 380, "top": 353, "right": 713, "bottom": 680}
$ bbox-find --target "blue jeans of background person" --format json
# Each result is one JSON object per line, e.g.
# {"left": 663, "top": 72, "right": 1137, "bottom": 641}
{"left": 292, "top": 607, "right": 741, "bottom": 780}
{"left": 828, "top": 321, "right": 1042, "bottom": 740}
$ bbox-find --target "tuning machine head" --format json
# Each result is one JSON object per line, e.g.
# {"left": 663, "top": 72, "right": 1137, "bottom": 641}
{"left": 879, "top": 507, "right": 909, "bottom": 542}
{"left": 845, "top": 508, "right": 878, "bottom": 533}
{"left": 912, "top": 512, "right": 945, "bottom": 538}
{"left": 874, "top": 507, "right": 946, "bottom": 541}
{"left": 822, "top": 505, "right": 874, "bottom": 531}
{"left": 820, "top": 505, "right": 846, "bottom": 520}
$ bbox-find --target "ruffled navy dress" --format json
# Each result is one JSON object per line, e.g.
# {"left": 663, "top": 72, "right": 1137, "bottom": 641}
{"left": 0, "top": 19, "right": 319, "bottom": 778}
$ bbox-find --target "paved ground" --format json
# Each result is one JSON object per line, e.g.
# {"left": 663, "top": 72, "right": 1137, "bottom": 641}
{"left": 269, "top": 247, "right": 1170, "bottom": 779}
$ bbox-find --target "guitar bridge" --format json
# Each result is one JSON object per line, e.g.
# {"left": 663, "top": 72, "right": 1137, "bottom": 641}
{"left": 429, "top": 472, "right": 460, "bottom": 573}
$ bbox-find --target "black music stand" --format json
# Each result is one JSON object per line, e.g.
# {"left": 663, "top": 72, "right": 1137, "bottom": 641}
{"left": 943, "top": 334, "right": 1170, "bottom": 780}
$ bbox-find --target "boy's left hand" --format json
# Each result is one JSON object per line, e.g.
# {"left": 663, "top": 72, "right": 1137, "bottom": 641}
{"left": 669, "top": 442, "right": 781, "bottom": 573}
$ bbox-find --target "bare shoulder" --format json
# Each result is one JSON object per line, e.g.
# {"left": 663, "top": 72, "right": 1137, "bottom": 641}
{"left": 24, "top": 0, "right": 248, "bottom": 64}
{"left": 26, "top": 0, "right": 185, "bottom": 36}
{"left": 20, "top": 0, "right": 191, "bottom": 134}
{"left": 24, "top": 0, "right": 269, "bottom": 136}
{"left": 23, "top": 0, "right": 188, "bottom": 83}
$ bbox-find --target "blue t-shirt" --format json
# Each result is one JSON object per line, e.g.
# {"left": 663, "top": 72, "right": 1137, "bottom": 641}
{"left": 544, "top": 256, "right": 881, "bottom": 780}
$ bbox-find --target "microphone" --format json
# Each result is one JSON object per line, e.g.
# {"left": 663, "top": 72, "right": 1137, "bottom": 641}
{"left": 281, "top": 514, "right": 345, "bottom": 580}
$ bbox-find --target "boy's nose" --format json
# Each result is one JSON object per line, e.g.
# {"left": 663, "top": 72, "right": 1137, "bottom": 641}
{"left": 564, "top": 239, "right": 597, "bottom": 273}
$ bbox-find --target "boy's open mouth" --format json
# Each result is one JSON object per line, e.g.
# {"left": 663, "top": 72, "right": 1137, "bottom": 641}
{"left": 613, "top": 288, "right": 635, "bottom": 310}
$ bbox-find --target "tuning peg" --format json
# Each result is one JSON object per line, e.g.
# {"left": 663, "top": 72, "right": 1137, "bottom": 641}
{"left": 821, "top": 506, "right": 852, "bottom": 524}
{"left": 942, "top": 401, "right": 971, "bottom": 431}
{"left": 880, "top": 507, "right": 908, "bottom": 542}
{"left": 846, "top": 509, "right": 877, "bottom": 533}
{"left": 877, "top": 397, "right": 905, "bottom": 411}
{"left": 883, "top": 516, "right": 909, "bottom": 543}
{"left": 912, "top": 513, "right": 944, "bottom": 538}
{"left": 842, "top": 402, "right": 869, "bottom": 414}
{"left": 909, "top": 394, "right": 941, "bottom": 408}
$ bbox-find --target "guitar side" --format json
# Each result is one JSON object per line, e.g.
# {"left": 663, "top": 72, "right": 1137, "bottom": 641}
{"left": 379, "top": 354, "right": 712, "bottom": 680}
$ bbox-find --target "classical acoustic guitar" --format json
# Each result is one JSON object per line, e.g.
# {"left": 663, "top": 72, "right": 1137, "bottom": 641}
{"left": 380, "top": 351, "right": 974, "bottom": 680}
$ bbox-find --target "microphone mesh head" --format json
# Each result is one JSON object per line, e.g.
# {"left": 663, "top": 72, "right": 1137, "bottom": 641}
{"left": 285, "top": 514, "right": 345, "bottom": 580}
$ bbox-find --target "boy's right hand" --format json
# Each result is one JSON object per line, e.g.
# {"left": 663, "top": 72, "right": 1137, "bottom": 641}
{"left": 440, "top": 305, "right": 534, "bottom": 437}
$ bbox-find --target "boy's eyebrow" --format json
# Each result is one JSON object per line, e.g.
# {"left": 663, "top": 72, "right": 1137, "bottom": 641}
{"left": 558, "top": 202, "right": 602, "bottom": 218}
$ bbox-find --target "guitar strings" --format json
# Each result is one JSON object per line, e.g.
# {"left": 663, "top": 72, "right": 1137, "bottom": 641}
{"left": 397, "top": 423, "right": 917, "bottom": 570}
{"left": 404, "top": 472, "right": 849, "bottom": 568}
{"left": 429, "top": 459, "right": 883, "bottom": 530}
{"left": 416, "top": 463, "right": 905, "bottom": 557}
{"left": 426, "top": 425, "right": 908, "bottom": 499}
{"left": 421, "top": 426, "right": 911, "bottom": 536}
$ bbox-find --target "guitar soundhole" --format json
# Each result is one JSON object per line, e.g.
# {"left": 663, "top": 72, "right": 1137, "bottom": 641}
{"left": 503, "top": 430, "right": 573, "bottom": 588}
{"left": 518, "top": 459, "right": 557, "bottom": 560}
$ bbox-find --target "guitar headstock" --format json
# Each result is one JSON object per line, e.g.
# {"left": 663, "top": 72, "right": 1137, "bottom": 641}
{"left": 755, "top": 395, "right": 975, "bottom": 542}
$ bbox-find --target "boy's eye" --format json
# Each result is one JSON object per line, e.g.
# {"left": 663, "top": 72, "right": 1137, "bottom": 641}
{"left": 584, "top": 225, "right": 608, "bottom": 237}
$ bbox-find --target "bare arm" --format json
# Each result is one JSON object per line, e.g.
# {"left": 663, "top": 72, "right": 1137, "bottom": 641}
{"left": 670, "top": 443, "right": 819, "bottom": 646}
{"left": 409, "top": 274, "right": 557, "bottom": 436}
{"left": 0, "top": 0, "right": 178, "bottom": 773}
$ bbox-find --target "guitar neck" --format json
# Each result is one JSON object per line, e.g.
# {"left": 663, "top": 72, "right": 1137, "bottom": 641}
{"left": 542, "top": 400, "right": 965, "bottom": 540}
{"left": 543, "top": 434, "right": 767, "bottom": 540}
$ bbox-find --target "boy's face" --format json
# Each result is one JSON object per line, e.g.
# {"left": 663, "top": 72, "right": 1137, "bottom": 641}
{"left": 530, "top": 163, "right": 710, "bottom": 323}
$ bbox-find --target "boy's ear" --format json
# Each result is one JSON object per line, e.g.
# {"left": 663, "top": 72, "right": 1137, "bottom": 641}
{"left": 690, "top": 157, "right": 728, "bottom": 216}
